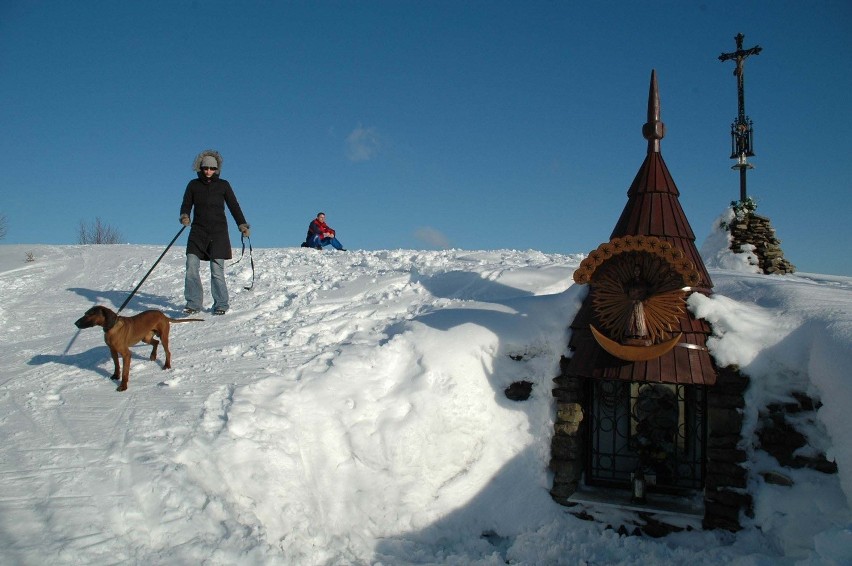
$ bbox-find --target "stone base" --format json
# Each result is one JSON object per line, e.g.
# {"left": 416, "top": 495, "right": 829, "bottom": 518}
{"left": 729, "top": 212, "right": 795, "bottom": 275}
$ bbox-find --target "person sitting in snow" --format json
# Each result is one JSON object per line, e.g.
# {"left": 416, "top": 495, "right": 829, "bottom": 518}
{"left": 303, "top": 212, "right": 345, "bottom": 251}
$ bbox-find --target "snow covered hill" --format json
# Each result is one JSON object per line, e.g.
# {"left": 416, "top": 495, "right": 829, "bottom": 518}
{"left": 0, "top": 244, "right": 850, "bottom": 565}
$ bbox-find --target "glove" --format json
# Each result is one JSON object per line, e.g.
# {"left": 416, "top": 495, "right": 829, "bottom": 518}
{"left": 239, "top": 223, "right": 251, "bottom": 238}
{"left": 180, "top": 214, "right": 190, "bottom": 226}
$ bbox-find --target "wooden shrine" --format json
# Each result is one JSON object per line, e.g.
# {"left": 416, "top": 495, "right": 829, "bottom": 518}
{"left": 550, "top": 71, "right": 752, "bottom": 532}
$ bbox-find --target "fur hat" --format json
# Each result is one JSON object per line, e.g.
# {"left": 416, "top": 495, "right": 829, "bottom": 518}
{"left": 192, "top": 150, "right": 223, "bottom": 172}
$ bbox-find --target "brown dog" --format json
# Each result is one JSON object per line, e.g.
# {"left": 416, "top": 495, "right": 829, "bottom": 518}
{"left": 74, "top": 305, "right": 203, "bottom": 391}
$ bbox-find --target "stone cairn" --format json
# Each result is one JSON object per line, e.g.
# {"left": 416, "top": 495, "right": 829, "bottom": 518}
{"left": 726, "top": 199, "right": 796, "bottom": 275}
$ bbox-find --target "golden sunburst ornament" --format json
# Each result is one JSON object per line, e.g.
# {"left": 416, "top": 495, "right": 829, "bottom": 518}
{"left": 574, "top": 236, "right": 701, "bottom": 361}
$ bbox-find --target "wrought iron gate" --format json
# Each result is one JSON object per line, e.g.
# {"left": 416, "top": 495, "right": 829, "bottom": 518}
{"left": 586, "top": 379, "right": 706, "bottom": 493}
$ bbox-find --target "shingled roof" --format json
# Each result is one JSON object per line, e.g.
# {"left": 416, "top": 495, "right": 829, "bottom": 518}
{"left": 565, "top": 70, "right": 717, "bottom": 386}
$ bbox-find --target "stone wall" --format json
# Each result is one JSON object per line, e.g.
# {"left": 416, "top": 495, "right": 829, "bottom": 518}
{"left": 756, "top": 391, "right": 838, "bottom": 477}
{"left": 549, "top": 356, "right": 586, "bottom": 505}
{"left": 729, "top": 212, "right": 796, "bottom": 275}
{"left": 703, "top": 366, "right": 752, "bottom": 531}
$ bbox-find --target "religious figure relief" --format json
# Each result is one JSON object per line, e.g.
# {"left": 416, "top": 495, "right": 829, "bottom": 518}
{"left": 631, "top": 384, "right": 679, "bottom": 481}
{"left": 624, "top": 265, "right": 652, "bottom": 346}
{"left": 573, "top": 236, "right": 702, "bottom": 362}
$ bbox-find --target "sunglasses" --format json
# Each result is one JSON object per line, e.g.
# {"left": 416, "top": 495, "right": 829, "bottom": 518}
{"left": 201, "top": 166, "right": 218, "bottom": 171}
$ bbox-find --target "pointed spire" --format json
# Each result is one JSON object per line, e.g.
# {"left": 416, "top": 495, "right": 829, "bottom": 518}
{"left": 642, "top": 69, "right": 666, "bottom": 154}
{"left": 611, "top": 69, "right": 713, "bottom": 290}
{"left": 559, "top": 68, "right": 717, "bottom": 392}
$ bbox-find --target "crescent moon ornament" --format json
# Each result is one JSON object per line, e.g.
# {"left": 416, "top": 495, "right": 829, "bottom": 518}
{"left": 590, "top": 325, "right": 683, "bottom": 362}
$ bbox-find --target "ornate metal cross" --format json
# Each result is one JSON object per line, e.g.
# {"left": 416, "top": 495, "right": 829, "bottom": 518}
{"left": 719, "top": 33, "right": 762, "bottom": 202}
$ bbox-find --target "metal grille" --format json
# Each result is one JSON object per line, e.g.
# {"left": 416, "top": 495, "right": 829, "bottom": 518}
{"left": 586, "top": 379, "right": 706, "bottom": 493}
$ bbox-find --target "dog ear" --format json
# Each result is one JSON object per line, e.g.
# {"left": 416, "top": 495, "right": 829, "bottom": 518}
{"left": 100, "top": 306, "right": 118, "bottom": 331}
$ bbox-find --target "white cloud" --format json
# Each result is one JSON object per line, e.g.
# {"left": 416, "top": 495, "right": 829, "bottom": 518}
{"left": 414, "top": 226, "right": 451, "bottom": 249}
{"left": 345, "top": 125, "right": 380, "bottom": 162}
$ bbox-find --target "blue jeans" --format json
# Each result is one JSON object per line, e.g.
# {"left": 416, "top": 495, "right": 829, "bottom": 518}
{"left": 309, "top": 235, "right": 344, "bottom": 250}
{"left": 185, "top": 254, "right": 228, "bottom": 312}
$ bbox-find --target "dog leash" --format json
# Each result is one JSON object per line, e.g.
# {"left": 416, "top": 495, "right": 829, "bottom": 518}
{"left": 117, "top": 226, "right": 187, "bottom": 314}
{"left": 230, "top": 234, "right": 255, "bottom": 291}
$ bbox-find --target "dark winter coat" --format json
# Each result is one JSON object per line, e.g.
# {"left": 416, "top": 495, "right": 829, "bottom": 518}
{"left": 180, "top": 174, "right": 247, "bottom": 260}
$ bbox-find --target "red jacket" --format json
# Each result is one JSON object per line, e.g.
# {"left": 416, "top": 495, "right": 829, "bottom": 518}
{"left": 307, "top": 219, "right": 334, "bottom": 240}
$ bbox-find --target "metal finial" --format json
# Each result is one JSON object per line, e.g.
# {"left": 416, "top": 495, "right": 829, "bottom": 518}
{"left": 642, "top": 70, "right": 666, "bottom": 153}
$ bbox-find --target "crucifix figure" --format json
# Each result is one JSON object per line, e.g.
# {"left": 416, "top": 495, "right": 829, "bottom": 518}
{"left": 719, "top": 33, "right": 762, "bottom": 202}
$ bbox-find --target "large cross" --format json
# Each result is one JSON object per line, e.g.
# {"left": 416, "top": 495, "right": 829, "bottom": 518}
{"left": 719, "top": 33, "right": 762, "bottom": 202}
{"left": 719, "top": 33, "right": 762, "bottom": 124}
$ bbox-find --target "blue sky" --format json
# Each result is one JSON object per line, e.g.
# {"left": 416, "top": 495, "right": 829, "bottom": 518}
{"left": 1, "top": 1, "right": 850, "bottom": 275}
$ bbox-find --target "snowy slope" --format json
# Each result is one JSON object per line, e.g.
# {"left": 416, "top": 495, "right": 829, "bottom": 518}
{"left": 0, "top": 244, "right": 850, "bottom": 565}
